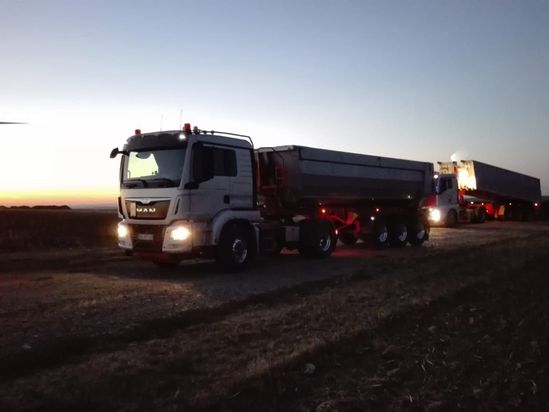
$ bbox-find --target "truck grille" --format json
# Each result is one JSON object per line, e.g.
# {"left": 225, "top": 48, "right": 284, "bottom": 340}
{"left": 125, "top": 200, "right": 170, "bottom": 220}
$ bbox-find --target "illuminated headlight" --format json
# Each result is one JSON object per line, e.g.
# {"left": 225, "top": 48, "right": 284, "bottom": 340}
{"left": 117, "top": 222, "right": 129, "bottom": 238}
{"left": 169, "top": 226, "right": 191, "bottom": 241}
{"left": 429, "top": 208, "right": 441, "bottom": 223}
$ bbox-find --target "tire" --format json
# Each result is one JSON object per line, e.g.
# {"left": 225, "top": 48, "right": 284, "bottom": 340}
{"left": 216, "top": 223, "right": 255, "bottom": 272}
{"left": 339, "top": 230, "right": 358, "bottom": 245}
{"left": 389, "top": 219, "right": 408, "bottom": 248}
{"left": 298, "top": 220, "right": 336, "bottom": 258}
{"left": 372, "top": 220, "right": 389, "bottom": 248}
{"left": 407, "top": 218, "right": 428, "bottom": 246}
{"left": 445, "top": 209, "right": 458, "bottom": 227}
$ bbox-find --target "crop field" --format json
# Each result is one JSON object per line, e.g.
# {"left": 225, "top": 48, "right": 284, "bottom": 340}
{"left": 1, "top": 210, "right": 549, "bottom": 411}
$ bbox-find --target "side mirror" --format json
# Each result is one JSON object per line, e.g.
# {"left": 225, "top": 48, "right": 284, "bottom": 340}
{"left": 110, "top": 148, "right": 119, "bottom": 158}
{"left": 184, "top": 181, "right": 199, "bottom": 190}
{"left": 110, "top": 148, "right": 128, "bottom": 158}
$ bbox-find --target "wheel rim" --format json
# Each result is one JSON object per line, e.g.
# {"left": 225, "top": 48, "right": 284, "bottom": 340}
{"left": 318, "top": 233, "right": 332, "bottom": 252}
{"left": 398, "top": 228, "right": 407, "bottom": 242}
{"left": 416, "top": 224, "right": 425, "bottom": 240}
{"left": 231, "top": 238, "right": 248, "bottom": 264}
{"left": 377, "top": 226, "right": 388, "bottom": 243}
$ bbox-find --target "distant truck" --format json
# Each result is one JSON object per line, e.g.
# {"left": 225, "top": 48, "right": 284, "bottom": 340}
{"left": 426, "top": 160, "right": 541, "bottom": 226}
{"left": 110, "top": 124, "right": 433, "bottom": 271}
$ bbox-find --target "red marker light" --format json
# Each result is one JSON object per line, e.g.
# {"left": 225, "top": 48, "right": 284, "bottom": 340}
{"left": 135, "top": 129, "right": 141, "bottom": 135}
{"left": 183, "top": 123, "right": 192, "bottom": 133}
{"left": 321, "top": 208, "right": 326, "bottom": 214}
{"left": 375, "top": 208, "right": 380, "bottom": 213}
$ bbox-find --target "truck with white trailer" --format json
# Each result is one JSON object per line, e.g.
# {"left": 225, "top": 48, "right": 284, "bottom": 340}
{"left": 110, "top": 124, "right": 433, "bottom": 271}
{"left": 427, "top": 160, "right": 541, "bottom": 226}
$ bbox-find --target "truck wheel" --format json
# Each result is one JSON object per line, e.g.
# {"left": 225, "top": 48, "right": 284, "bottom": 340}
{"left": 446, "top": 210, "right": 458, "bottom": 227}
{"left": 407, "top": 218, "right": 428, "bottom": 246}
{"left": 389, "top": 219, "right": 408, "bottom": 248}
{"left": 298, "top": 220, "right": 336, "bottom": 258}
{"left": 372, "top": 220, "right": 389, "bottom": 248}
{"left": 216, "top": 223, "right": 254, "bottom": 272}
{"left": 339, "top": 230, "right": 358, "bottom": 245}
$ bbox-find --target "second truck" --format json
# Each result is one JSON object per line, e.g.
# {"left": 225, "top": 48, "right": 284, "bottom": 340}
{"left": 427, "top": 160, "right": 541, "bottom": 226}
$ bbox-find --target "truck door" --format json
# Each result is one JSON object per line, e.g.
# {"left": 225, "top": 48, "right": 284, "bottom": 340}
{"left": 229, "top": 148, "right": 254, "bottom": 209}
{"left": 436, "top": 177, "right": 458, "bottom": 206}
{"left": 187, "top": 143, "right": 231, "bottom": 221}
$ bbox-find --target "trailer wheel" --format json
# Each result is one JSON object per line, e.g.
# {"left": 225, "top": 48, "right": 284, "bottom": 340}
{"left": 408, "top": 218, "right": 428, "bottom": 246}
{"left": 389, "top": 219, "right": 408, "bottom": 248}
{"left": 216, "top": 222, "right": 255, "bottom": 272}
{"left": 372, "top": 220, "right": 389, "bottom": 248}
{"left": 445, "top": 210, "right": 458, "bottom": 227}
{"left": 298, "top": 220, "right": 336, "bottom": 258}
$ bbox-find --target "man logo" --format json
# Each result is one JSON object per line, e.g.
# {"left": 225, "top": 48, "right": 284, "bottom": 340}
{"left": 137, "top": 207, "right": 156, "bottom": 213}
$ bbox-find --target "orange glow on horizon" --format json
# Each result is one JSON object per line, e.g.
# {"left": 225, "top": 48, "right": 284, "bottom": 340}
{"left": 0, "top": 187, "right": 118, "bottom": 207}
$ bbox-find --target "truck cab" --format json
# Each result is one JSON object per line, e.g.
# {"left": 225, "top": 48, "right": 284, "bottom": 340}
{"left": 111, "top": 125, "right": 260, "bottom": 270}
{"left": 427, "top": 162, "right": 490, "bottom": 227}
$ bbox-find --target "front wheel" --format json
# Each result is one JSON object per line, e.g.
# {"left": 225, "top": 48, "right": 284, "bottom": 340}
{"left": 216, "top": 223, "right": 255, "bottom": 272}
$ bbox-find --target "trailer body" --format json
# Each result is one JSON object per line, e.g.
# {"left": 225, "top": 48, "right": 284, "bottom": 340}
{"left": 256, "top": 145, "right": 433, "bottom": 214}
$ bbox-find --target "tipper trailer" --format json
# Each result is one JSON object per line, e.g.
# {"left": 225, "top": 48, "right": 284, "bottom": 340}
{"left": 427, "top": 160, "right": 541, "bottom": 226}
{"left": 110, "top": 124, "right": 433, "bottom": 271}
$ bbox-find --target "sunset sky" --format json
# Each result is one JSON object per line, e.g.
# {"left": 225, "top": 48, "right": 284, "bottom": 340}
{"left": 1, "top": 0, "right": 548, "bottom": 207}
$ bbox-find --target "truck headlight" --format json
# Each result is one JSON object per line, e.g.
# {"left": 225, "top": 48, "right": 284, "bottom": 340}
{"left": 169, "top": 225, "right": 191, "bottom": 241}
{"left": 117, "top": 222, "right": 129, "bottom": 238}
{"left": 429, "top": 208, "right": 441, "bottom": 223}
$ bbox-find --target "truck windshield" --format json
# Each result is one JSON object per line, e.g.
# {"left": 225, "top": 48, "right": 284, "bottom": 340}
{"left": 122, "top": 148, "right": 186, "bottom": 188}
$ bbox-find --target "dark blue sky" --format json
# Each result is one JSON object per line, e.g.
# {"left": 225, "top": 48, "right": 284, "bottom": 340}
{"left": 1, "top": 0, "right": 548, "bottom": 202}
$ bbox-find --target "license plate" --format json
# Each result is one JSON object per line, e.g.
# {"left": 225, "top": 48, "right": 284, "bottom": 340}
{"left": 137, "top": 233, "right": 154, "bottom": 241}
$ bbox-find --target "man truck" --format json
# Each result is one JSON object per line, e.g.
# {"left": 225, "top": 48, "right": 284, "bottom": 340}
{"left": 427, "top": 160, "right": 541, "bottom": 226}
{"left": 110, "top": 124, "right": 433, "bottom": 271}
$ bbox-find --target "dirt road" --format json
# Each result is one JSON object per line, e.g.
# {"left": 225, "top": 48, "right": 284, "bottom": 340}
{"left": 1, "top": 221, "right": 548, "bottom": 411}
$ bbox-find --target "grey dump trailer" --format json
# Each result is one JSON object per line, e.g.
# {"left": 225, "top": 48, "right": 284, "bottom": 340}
{"left": 256, "top": 146, "right": 434, "bottom": 248}
{"left": 435, "top": 160, "right": 541, "bottom": 223}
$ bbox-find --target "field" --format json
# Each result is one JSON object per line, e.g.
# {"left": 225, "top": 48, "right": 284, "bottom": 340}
{"left": 1, "top": 210, "right": 549, "bottom": 411}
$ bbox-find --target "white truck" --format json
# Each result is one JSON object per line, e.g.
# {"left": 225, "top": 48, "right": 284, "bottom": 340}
{"left": 426, "top": 160, "right": 541, "bottom": 226}
{"left": 110, "top": 124, "right": 433, "bottom": 271}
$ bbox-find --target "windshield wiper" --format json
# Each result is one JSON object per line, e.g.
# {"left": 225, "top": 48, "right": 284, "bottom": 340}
{"left": 124, "top": 179, "right": 149, "bottom": 188}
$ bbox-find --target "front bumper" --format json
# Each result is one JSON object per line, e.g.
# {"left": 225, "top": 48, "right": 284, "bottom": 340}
{"left": 117, "top": 220, "right": 193, "bottom": 253}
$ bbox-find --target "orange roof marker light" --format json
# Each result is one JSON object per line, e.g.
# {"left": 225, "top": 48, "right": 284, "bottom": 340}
{"left": 135, "top": 129, "right": 142, "bottom": 136}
